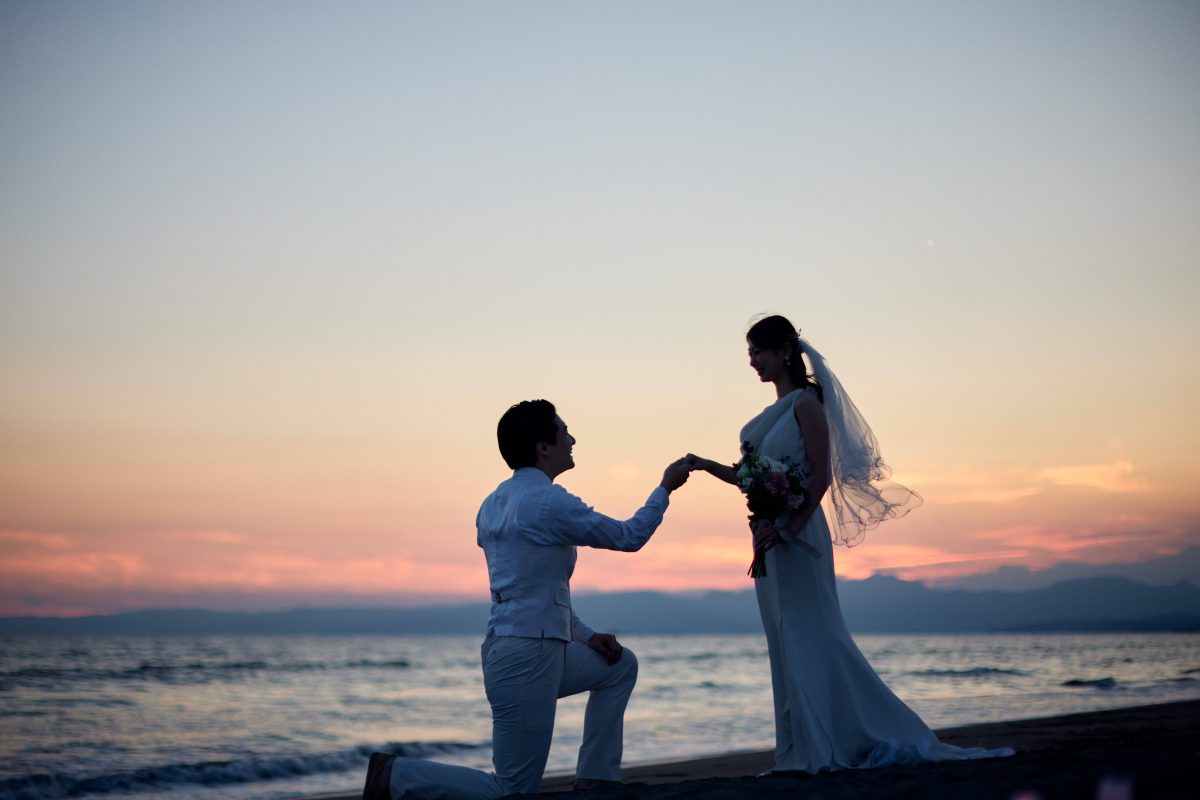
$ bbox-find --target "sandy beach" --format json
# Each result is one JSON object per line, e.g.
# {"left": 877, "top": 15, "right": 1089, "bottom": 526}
{"left": 299, "top": 699, "right": 1198, "bottom": 799}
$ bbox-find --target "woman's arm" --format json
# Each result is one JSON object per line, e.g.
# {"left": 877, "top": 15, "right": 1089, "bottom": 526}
{"left": 685, "top": 454, "right": 738, "bottom": 485}
{"left": 781, "top": 391, "right": 831, "bottom": 538}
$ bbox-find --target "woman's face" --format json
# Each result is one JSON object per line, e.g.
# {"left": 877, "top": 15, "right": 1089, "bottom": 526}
{"left": 748, "top": 341, "right": 787, "bottom": 383}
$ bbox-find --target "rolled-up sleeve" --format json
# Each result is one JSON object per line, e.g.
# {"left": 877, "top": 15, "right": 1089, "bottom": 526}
{"left": 527, "top": 485, "right": 670, "bottom": 551}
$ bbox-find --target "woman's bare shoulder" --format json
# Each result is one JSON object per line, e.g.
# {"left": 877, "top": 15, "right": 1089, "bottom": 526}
{"left": 793, "top": 387, "right": 827, "bottom": 426}
{"left": 793, "top": 387, "right": 822, "bottom": 412}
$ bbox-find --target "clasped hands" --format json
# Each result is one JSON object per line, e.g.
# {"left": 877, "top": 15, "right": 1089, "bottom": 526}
{"left": 659, "top": 455, "right": 699, "bottom": 492}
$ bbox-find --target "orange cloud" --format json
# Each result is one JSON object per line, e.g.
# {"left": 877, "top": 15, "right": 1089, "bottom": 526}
{"left": 938, "top": 487, "right": 1043, "bottom": 505}
{"left": 908, "top": 460, "right": 1150, "bottom": 507}
{"left": 1036, "top": 460, "right": 1149, "bottom": 493}
{"left": 900, "top": 468, "right": 1043, "bottom": 506}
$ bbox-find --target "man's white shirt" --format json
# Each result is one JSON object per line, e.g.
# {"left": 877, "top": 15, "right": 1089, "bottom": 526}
{"left": 476, "top": 467, "right": 670, "bottom": 642}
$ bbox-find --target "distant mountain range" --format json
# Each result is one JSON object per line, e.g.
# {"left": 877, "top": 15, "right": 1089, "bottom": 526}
{"left": 933, "top": 547, "right": 1200, "bottom": 591}
{"left": 2, "top": 575, "right": 1198, "bottom": 635}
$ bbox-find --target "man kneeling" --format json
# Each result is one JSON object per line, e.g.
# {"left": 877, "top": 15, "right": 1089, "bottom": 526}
{"left": 364, "top": 400, "right": 692, "bottom": 799}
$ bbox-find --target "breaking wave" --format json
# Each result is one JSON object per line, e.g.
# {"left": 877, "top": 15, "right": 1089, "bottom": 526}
{"left": 0, "top": 740, "right": 484, "bottom": 800}
{"left": 910, "top": 667, "right": 1027, "bottom": 678}
{"left": 1, "top": 658, "right": 412, "bottom": 688}
{"left": 1062, "top": 677, "right": 1118, "bottom": 689}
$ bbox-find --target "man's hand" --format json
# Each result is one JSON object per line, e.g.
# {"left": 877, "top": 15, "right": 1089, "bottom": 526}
{"left": 660, "top": 457, "right": 692, "bottom": 492}
{"left": 586, "top": 632, "right": 624, "bottom": 665}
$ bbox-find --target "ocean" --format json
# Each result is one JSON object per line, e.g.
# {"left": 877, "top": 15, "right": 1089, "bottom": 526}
{"left": 2, "top": 632, "right": 1198, "bottom": 800}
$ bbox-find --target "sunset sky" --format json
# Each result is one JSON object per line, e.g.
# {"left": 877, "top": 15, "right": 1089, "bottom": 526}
{"left": 2, "top": 1, "right": 1198, "bottom": 616}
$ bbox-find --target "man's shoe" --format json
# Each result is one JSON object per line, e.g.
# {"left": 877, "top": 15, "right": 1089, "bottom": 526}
{"left": 362, "top": 752, "right": 394, "bottom": 800}
{"left": 573, "top": 778, "right": 622, "bottom": 791}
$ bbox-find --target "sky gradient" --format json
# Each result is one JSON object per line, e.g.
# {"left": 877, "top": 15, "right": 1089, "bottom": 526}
{"left": 2, "top": 1, "right": 1198, "bottom": 615}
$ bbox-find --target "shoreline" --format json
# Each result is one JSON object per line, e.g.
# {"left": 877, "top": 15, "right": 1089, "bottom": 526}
{"left": 295, "top": 698, "right": 1198, "bottom": 799}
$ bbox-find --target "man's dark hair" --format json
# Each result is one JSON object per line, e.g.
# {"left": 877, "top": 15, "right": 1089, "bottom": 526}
{"left": 497, "top": 400, "right": 558, "bottom": 469}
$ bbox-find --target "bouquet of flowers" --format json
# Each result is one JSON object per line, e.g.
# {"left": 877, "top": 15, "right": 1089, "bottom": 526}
{"left": 735, "top": 442, "right": 809, "bottom": 578}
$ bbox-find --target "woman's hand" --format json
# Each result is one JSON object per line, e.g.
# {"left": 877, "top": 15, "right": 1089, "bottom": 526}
{"left": 751, "top": 518, "right": 784, "bottom": 551}
{"left": 686, "top": 454, "right": 739, "bottom": 485}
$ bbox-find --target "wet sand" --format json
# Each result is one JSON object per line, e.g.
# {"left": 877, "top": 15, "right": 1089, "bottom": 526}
{"left": 299, "top": 699, "right": 1198, "bottom": 799}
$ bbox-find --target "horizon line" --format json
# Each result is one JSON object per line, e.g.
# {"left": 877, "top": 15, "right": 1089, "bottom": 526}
{"left": 6, "top": 572, "right": 1198, "bottom": 621}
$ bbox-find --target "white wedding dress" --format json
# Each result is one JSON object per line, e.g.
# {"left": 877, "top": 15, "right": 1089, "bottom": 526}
{"left": 741, "top": 387, "right": 1012, "bottom": 772}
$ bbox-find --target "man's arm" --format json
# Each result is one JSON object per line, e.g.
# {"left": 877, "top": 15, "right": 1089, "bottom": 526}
{"left": 570, "top": 607, "right": 595, "bottom": 643}
{"left": 570, "top": 595, "right": 626, "bottom": 664}
{"left": 527, "top": 458, "right": 691, "bottom": 551}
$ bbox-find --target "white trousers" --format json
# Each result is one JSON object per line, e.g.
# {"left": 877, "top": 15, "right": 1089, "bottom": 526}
{"left": 387, "top": 636, "right": 638, "bottom": 800}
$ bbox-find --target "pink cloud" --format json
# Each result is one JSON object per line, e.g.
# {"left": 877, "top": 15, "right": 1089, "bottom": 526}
{"left": 833, "top": 542, "right": 1030, "bottom": 581}
{"left": 0, "top": 530, "right": 74, "bottom": 550}
{"left": 0, "top": 460, "right": 1192, "bottom": 615}
{"left": 0, "top": 552, "right": 147, "bottom": 585}
{"left": 967, "top": 522, "right": 1188, "bottom": 570}
{"left": 165, "top": 530, "right": 248, "bottom": 544}
{"left": 0, "top": 523, "right": 491, "bottom": 615}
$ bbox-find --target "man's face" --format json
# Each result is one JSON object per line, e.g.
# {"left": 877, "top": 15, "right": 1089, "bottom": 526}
{"left": 540, "top": 416, "right": 576, "bottom": 477}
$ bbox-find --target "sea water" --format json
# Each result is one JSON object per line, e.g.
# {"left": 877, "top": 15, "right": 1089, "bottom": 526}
{"left": 2, "top": 633, "right": 1198, "bottom": 800}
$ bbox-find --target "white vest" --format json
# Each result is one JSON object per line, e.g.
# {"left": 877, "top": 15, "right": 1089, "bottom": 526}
{"left": 476, "top": 468, "right": 669, "bottom": 641}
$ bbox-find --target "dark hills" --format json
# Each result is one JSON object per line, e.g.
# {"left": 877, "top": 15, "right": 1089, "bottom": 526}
{"left": 940, "top": 547, "right": 1200, "bottom": 591}
{"left": 2, "top": 575, "right": 1198, "bottom": 635}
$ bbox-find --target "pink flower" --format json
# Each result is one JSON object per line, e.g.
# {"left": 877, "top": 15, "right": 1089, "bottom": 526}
{"left": 787, "top": 492, "right": 804, "bottom": 509}
{"left": 767, "top": 473, "right": 789, "bottom": 495}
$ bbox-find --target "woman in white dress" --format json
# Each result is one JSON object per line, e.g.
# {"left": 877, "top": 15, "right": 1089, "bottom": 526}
{"left": 687, "top": 315, "right": 1011, "bottom": 773}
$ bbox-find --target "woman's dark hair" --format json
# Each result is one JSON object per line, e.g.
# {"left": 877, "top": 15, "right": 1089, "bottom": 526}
{"left": 497, "top": 399, "right": 559, "bottom": 469}
{"left": 746, "top": 314, "right": 823, "bottom": 402}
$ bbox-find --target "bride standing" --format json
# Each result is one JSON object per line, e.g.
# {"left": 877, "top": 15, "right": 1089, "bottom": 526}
{"left": 686, "top": 315, "right": 1011, "bottom": 773}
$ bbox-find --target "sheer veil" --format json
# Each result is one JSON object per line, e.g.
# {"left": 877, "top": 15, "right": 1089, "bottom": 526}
{"left": 800, "top": 337, "right": 922, "bottom": 546}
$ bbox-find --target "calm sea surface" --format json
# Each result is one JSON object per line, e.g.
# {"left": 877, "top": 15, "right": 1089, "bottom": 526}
{"left": 2, "top": 633, "right": 1198, "bottom": 800}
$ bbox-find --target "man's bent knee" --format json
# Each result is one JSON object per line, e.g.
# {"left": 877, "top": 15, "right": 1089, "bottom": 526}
{"left": 616, "top": 646, "right": 638, "bottom": 683}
